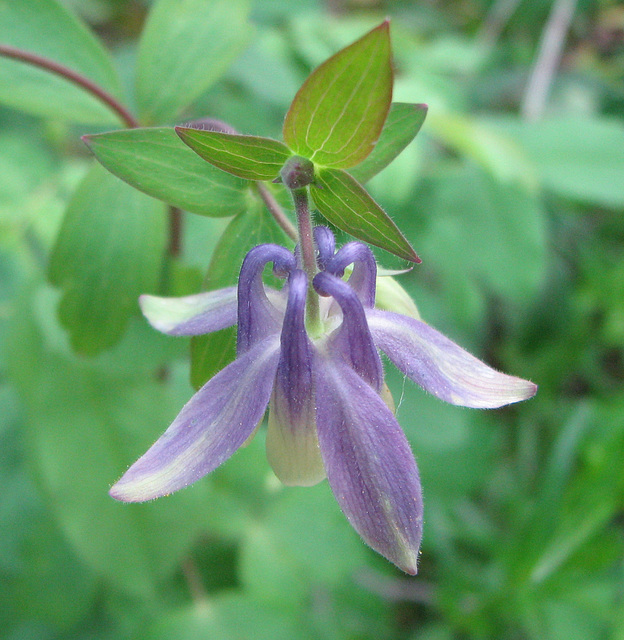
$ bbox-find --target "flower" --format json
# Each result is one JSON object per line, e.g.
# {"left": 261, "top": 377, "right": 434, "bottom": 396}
{"left": 110, "top": 227, "right": 536, "bottom": 574}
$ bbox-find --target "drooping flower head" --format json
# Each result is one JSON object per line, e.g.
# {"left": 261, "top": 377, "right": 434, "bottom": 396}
{"left": 111, "top": 228, "right": 536, "bottom": 574}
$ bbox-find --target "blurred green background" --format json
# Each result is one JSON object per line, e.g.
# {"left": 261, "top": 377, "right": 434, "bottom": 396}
{"left": 1, "top": 0, "right": 624, "bottom": 638}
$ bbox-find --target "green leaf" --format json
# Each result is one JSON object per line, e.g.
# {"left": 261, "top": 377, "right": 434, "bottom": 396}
{"left": 427, "top": 112, "right": 536, "bottom": 188}
{"left": 310, "top": 167, "right": 419, "bottom": 262}
{"left": 349, "top": 102, "right": 427, "bottom": 183}
{"left": 191, "top": 189, "right": 291, "bottom": 388}
{"left": 7, "top": 287, "right": 213, "bottom": 597}
{"left": 420, "top": 165, "right": 547, "bottom": 304}
{"left": 140, "top": 594, "right": 312, "bottom": 640}
{"left": 283, "top": 21, "right": 392, "bottom": 169}
{"left": 10, "top": 513, "right": 97, "bottom": 630}
{"left": 136, "top": 0, "right": 252, "bottom": 124}
{"left": 83, "top": 128, "right": 248, "bottom": 217}
{"left": 175, "top": 128, "right": 291, "bottom": 181}
{"left": 492, "top": 117, "right": 624, "bottom": 209}
{"left": 239, "top": 485, "right": 367, "bottom": 609}
{"left": 49, "top": 163, "right": 167, "bottom": 355}
{"left": 0, "top": 0, "right": 123, "bottom": 124}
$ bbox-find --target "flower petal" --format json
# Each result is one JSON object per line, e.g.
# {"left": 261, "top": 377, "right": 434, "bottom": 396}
{"left": 313, "top": 272, "right": 383, "bottom": 390}
{"left": 368, "top": 310, "right": 537, "bottom": 408}
{"left": 374, "top": 276, "right": 421, "bottom": 320}
{"left": 110, "top": 335, "right": 280, "bottom": 502}
{"left": 139, "top": 288, "right": 238, "bottom": 336}
{"left": 313, "top": 226, "right": 336, "bottom": 270}
{"left": 266, "top": 270, "right": 325, "bottom": 486}
{"left": 314, "top": 353, "right": 423, "bottom": 574}
{"left": 237, "top": 244, "right": 295, "bottom": 354}
{"left": 326, "top": 241, "right": 377, "bottom": 308}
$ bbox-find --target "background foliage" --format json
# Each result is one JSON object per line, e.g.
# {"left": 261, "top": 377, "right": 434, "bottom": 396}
{"left": 1, "top": 0, "right": 623, "bottom": 638}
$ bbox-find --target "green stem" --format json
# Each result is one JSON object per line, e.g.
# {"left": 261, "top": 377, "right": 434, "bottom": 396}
{"left": 291, "top": 188, "right": 321, "bottom": 332}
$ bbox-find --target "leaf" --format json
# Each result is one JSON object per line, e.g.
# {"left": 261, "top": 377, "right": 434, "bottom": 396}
{"left": 191, "top": 190, "right": 291, "bottom": 388}
{"left": 349, "top": 102, "right": 427, "bottom": 183}
{"left": 48, "top": 163, "right": 167, "bottom": 355}
{"left": 10, "top": 513, "right": 97, "bottom": 630}
{"left": 136, "top": 0, "right": 252, "bottom": 124}
{"left": 310, "top": 167, "right": 419, "bottom": 262}
{"left": 283, "top": 21, "right": 392, "bottom": 169}
{"left": 83, "top": 128, "right": 248, "bottom": 217}
{"left": 421, "top": 165, "right": 547, "bottom": 304}
{"left": 175, "top": 128, "right": 291, "bottom": 181}
{"left": 0, "top": 0, "right": 122, "bottom": 124}
{"left": 239, "top": 485, "right": 367, "bottom": 609}
{"left": 427, "top": 112, "right": 536, "bottom": 188}
{"left": 139, "top": 594, "right": 312, "bottom": 640}
{"left": 7, "top": 286, "right": 214, "bottom": 597}
{"left": 493, "top": 117, "right": 624, "bottom": 209}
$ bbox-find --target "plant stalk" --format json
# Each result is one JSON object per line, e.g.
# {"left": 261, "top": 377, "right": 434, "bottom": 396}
{"left": 291, "top": 187, "right": 321, "bottom": 332}
{"left": 0, "top": 44, "right": 187, "bottom": 260}
{"left": 254, "top": 182, "right": 298, "bottom": 242}
{"left": 0, "top": 44, "right": 139, "bottom": 128}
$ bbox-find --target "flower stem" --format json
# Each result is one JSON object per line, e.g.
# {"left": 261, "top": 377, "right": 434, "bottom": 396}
{"left": 291, "top": 187, "right": 321, "bottom": 332}
{"left": 254, "top": 182, "right": 298, "bottom": 242}
{"left": 0, "top": 44, "right": 139, "bottom": 128}
{"left": 0, "top": 44, "right": 186, "bottom": 261}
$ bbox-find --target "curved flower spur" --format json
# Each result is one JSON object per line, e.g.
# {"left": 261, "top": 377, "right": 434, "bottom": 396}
{"left": 110, "top": 228, "right": 536, "bottom": 574}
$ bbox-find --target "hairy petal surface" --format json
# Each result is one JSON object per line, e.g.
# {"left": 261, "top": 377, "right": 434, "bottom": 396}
{"left": 314, "top": 354, "right": 423, "bottom": 574}
{"left": 110, "top": 335, "right": 280, "bottom": 502}
{"left": 313, "top": 226, "right": 336, "bottom": 270}
{"left": 139, "top": 288, "right": 237, "bottom": 336}
{"left": 237, "top": 244, "right": 294, "bottom": 354}
{"left": 368, "top": 310, "right": 537, "bottom": 408}
{"left": 314, "top": 272, "right": 383, "bottom": 390}
{"left": 266, "top": 270, "right": 325, "bottom": 486}
{"left": 326, "top": 241, "right": 377, "bottom": 308}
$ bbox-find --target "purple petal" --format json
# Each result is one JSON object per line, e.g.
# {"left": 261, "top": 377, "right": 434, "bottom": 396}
{"left": 314, "top": 354, "right": 423, "bottom": 574}
{"left": 266, "top": 270, "right": 325, "bottom": 485}
{"left": 237, "top": 244, "right": 295, "bottom": 354}
{"left": 313, "top": 226, "right": 336, "bottom": 270}
{"left": 326, "top": 241, "right": 377, "bottom": 308}
{"left": 368, "top": 310, "right": 538, "bottom": 408}
{"left": 313, "top": 272, "right": 383, "bottom": 391}
{"left": 139, "top": 288, "right": 237, "bottom": 336}
{"left": 110, "top": 335, "right": 280, "bottom": 502}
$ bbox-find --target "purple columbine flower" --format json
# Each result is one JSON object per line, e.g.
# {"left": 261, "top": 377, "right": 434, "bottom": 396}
{"left": 110, "top": 227, "right": 536, "bottom": 574}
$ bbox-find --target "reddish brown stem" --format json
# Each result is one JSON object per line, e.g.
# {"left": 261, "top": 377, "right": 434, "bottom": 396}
{"left": 168, "top": 206, "right": 183, "bottom": 258}
{"left": 0, "top": 44, "right": 139, "bottom": 128}
{"left": 254, "top": 182, "right": 298, "bottom": 242}
{"left": 0, "top": 44, "right": 186, "bottom": 257}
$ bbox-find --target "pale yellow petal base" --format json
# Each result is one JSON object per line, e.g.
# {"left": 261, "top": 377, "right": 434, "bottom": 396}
{"left": 266, "top": 393, "right": 326, "bottom": 487}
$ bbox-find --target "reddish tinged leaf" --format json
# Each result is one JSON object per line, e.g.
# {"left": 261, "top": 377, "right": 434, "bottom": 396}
{"left": 175, "top": 128, "right": 291, "bottom": 182}
{"left": 84, "top": 127, "right": 248, "bottom": 217}
{"left": 349, "top": 103, "right": 428, "bottom": 184}
{"left": 310, "top": 167, "right": 420, "bottom": 263}
{"left": 283, "top": 21, "right": 393, "bottom": 169}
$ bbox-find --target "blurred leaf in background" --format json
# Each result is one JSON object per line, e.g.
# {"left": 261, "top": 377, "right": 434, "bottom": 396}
{"left": 1, "top": 0, "right": 623, "bottom": 639}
